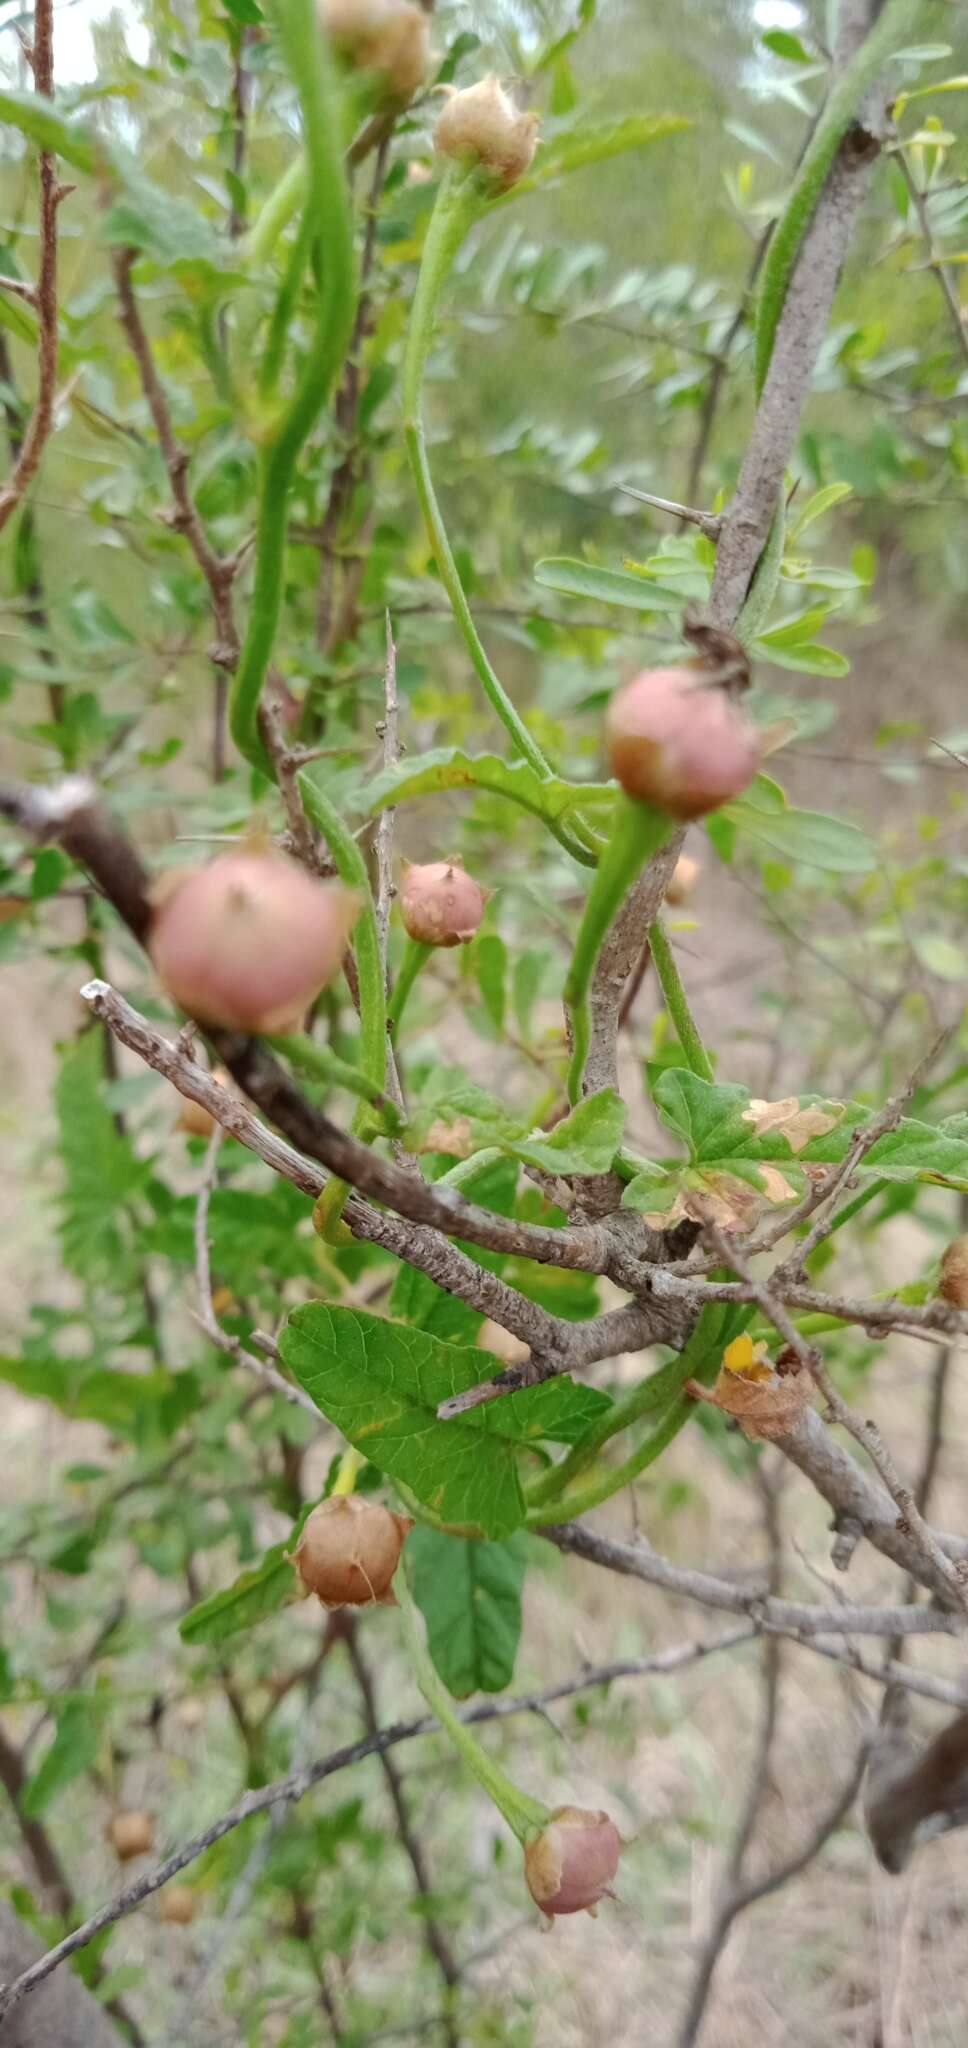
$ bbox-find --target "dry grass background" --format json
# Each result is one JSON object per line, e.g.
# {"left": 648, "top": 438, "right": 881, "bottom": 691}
{"left": 2, "top": 600, "right": 968, "bottom": 2044}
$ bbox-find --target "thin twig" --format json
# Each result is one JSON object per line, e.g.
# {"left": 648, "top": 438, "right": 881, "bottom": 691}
{"left": 897, "top": 152, "right": 968, "bottom": 369}
{"left": 0, "top": 0, "right": 63, "bottom": 536}
{"left": 194, "top": 1123, "right": 322, "bottom": 1421}
{"left": 375, "top": 611, "right": 399, "bottom": 968}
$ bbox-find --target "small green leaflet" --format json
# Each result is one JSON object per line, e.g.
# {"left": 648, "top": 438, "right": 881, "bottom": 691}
{"left": 409, "top": 1527, "right": 528, "bottom": 1697}
{"left": 502, "top": 113, "right": 690, "bottom": 200}
{"left": 278, "top": 1306, "right": 610, "bottom": 1538}
{"left": 534, "top": 557, "right": 687, "bottom": 614}
{"left": 0, "top": 1354, "right": 196, "bottom": 1441}
{"left": 180, "top": 1504, "right": 314, "bottom": 1646}
{"left": 23, "top": 1697, "right": 102, "bottom": 1817}
{"left": 366, "top": 747, "right": 612, "bottom": 842}
{"left": 717, "top": 774, "right": 875, "bottom": 874}
{"left": 507, "top": 1088, "right": 626, "bottom": 1177}
{"left": 0, "top": 88, "right": 100, "bottom": 174}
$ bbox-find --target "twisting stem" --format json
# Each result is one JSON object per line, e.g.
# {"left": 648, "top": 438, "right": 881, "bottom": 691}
{"left": 230, "top": 0, "right": 355, "bottom": 768}
{"left": 565, "top": 794, "right": 673, "bottom": 1101}
{"left": 648, "top": 918, "right": 713, "bottom": 1081}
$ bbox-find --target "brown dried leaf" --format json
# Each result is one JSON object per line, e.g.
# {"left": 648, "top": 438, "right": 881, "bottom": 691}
{"left": 421, "top": 1116, "right": 475, "bottom": 1158}
{"left": 691, "top": 1360, "right": 812, "bottom": 1442}
{"left": 742, "top": 1096, "right": 844, "bottom": 1154}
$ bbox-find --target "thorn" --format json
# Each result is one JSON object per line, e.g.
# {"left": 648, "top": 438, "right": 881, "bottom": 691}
{"left": 617, "top": 483, "right": 722, "bottom": 541}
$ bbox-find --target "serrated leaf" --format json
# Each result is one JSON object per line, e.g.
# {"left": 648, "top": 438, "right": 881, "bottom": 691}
{"left": 279, "top": 1307, "right": 528, "bottom": 1536}
{"left": 0, "top": 1354, "right": 195, "bottom": 1441}
{"left": 409, "top": 1527, "right": 527, "bottom": 1696}
{"left": 534, "top": 557, "right": 687, "bottom": 613}
{"left": 103, "top": 164, "right": 223, "bottom": 272}
{"left": 54, "top": 1033, "right": 149, "bottom": 1282}
{"left": 366, "top": 747, "right": 612, "bottom": 840}
{"left": 23, "top": 1697, "right": 101, "bottom": 1816}
{"left": 507, "top": 1088, "right": 626, "bottom": 1177}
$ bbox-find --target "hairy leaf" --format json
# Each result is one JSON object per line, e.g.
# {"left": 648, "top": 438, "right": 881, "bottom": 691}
{"left": 409, "top": 1526, "right": 528, "bottom": 1696}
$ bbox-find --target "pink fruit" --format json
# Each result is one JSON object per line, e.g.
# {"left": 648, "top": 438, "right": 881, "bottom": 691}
{"left": 523, "top": 1806, "right": 622, "bottom": 1918}
{"left": 288, "top": 1496, "right": 413, "bottom": 1609}
{"left": 606, "top": 666, "right": 758, "bottom": 820}
{"left": 399, "top": 860, "right": 485, "bottom": 948}
{"left": 149, "top": 850, "right": 359, "bottom": 1034}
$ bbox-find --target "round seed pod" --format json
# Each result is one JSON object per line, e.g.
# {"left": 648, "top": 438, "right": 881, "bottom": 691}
{"left": 157, "top": 1884, "right": 196, "bottom": 1926}
{"left": 435, "top": 75, "right": 540, "bottom": 189}
{"left": 149, "top": 849, "right": 359, "bottom": 1034}
{"left": 108, "top": 1810, "right": 155, "bottom": 1862}
{"left": 398, "top": 860, "right": 486, "bottom": 948}
{"left": 320, "top": 0, "right": 430, "bottom": 104}
{"left": 523, "top": 1806, "right": 622, "bottom": 1918}
{"left": 664, "top": 853, "right": 701, "bottom": 906}
{"left": 288, "top": 1496, "right": 413, "bottom": 1609}
{"left": 606, "top": 666, "right": 758, "bottom": 820}
{"left": 939, "top": 1235, "right": 968, "bottom": 1309}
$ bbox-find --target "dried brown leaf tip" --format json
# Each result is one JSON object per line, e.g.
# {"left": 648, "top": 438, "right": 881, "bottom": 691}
{"left": 687, "top": 1333, "right": 812, "bottom": 1442}
{"left": 741, "top": 1095, "right": 844, "bottom": 1153}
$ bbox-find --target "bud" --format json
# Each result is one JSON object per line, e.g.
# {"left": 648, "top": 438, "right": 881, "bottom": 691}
{"left": 435, "top": 76, "right": 540, "bottom": 190}
{"left": 288, "top": 1495, "right": 413, "bottom": 1608}
{"left": 399, "top": 860, "right": 486, "bottom": 948}
{"left": 149, "top": 850, "right": 359, "bottom": 1035}
{"left": 157, "top": 1884, "right": 196, "bottom": 1926}
{"left": 664, "top": 853, "right": 700, "bottom": 906}
{"left": 108, "top": 1810, "right": 155, "bottom": 1862}
{"left": 320, "top": 0, "right": 430, "bottom": 104}
{"left": 606, "top": 667, "right": 758, "bottom": 820}
{"left": 939, "top": 1236, "right": 968, "bottom": 1309}
{"left": 523, "top": 1806, "right": 622, "bottom": 1918}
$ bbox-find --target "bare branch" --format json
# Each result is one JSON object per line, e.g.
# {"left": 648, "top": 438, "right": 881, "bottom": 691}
{"left": 193, "top": 1124, "right": 322, "bottom": 1420}
{"left": 375, "top": 611, "right": 399, "bottom": 966}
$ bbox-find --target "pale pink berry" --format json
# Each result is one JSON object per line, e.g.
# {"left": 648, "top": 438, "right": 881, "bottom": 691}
{"left": 607, "top": 666, "right": 758, "bottom": 820}
{"left": 399, "top": 860, "right": 485, "bottom": 948}
{"left": 149, "top": 850, "right": 359, "bottom": 1034}
{"left": 523, "top": 1806, "right": 622, "bottom": 1918}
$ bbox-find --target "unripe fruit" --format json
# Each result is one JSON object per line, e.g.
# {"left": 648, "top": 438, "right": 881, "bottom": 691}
{"left": 157, "top": 1884, "right": 196, "bottom": 1926}
{"left": 108, "top": 1810, "right": 155, "bottom": 1862}
{"left": 320, "top": 0, "right": 430, "bottom": 104}
{"left": 523, "top": 1806, "right": 622, "bottom": 1918}
{"left": 606, "top": 667, "right": 758, "bottom": 820}
{"left": 435, "top": 76, "right": 540, "bottom": 189}
{"left": 939, "top": 1236, "right": 968, "bottom": 1309}
{"left": 664, "top": 853, "right": 700, "bottom": 906}
{"left": 149, "top": 851, "right": 359, "bottom": 1034}
{"left": 288, "top": 1496, "right": 413, "bottom": 1609}
{"left": 399, "top": 860, "right": 486, "bottom": 948}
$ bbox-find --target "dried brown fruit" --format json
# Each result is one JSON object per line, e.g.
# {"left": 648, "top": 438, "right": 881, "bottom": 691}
{"left": 157, "top": 1884, "right": 196, "bottom": 1925}
{"left": 664, "top": 853, "right": 700, "bottom": 906}
{"left": 320, "top": 0, "right": 430, "bottom": 103}
{"left": 524, "top": 1807, "right": 622, "bottom": 1918}
{"left": 288, "top": 1496, "right": 413, "bottom": 1609}
{"left": 108, "top": 1810, "right": 155, "bottom": 1861}
{"left": 939, "top": 1236, "right": 968, "bottom": 1310}
{"left": 435, "top": 76, "right": 540, "bottom": 189}
{"left": 606, "top": 666, "right": 758, "bottom": 819}
{"left": 688, "top": 1339, "right": 812, "bottom": 1443}
{"left": 149, "top": 850, "right": 359, "bottom": 1034}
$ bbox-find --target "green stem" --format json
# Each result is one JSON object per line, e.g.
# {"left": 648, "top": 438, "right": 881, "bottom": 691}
{"left": 526, "top": 1301, "right": 754, "bottom": 1523}
{"left": 525, "top": 1353, "right": 688, "bottom": 1509}
{"left": 298, "top": 771, "right": 387, "bottom": 1238}
{"left": 401, "top": 165, "right": 596, "bottom": 868}
{"left": 245, "top": 155, "right": 308, "bottom": 271}
{"left": 389, "top": 935, "right": 433, "bottom": 1041}
{"left": 395, "top": 1566, "right": 547, "bottom": 1843}
{"left": 230, "top": 0, "right": 356, "bottom": 771}
{"left": 268, "top": 1032, "right": 401, "bottom": 1130}
{"left": 648, "top": 918, "right": 714, "bottom": 1082}
{"left": 258, "top": 206, "right": 315, "bottom": 401}
{"left": 735, "top": 496, "right": 785, "bottom": 645}
{"left": 565, "top": 793, "right": 673, "bottom": 1104}
{"left": 754, "top": 0, "right": 918, "bottom": 395}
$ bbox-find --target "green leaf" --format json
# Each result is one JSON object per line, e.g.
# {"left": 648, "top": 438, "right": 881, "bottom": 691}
{"left": 409, "top": 1527, "right": 527, "bottom": 1697}
{"left": 0, "top": 1354, "right": 195, "bottom": 1440}
{"left": 475, "top": 932, "right": 507, "bottom": 1033}
{"left": 279, "top": 1306, "right": 528, "bottom": 1536}
{"left": 508, "top": 114, "right": 690, "bottom": 197}
{"left": 753, "top": 641, "right": 850, "bottom": 678}
{"left": 534, "top": 557, "right": 687, "bottom": 614}
{"left": 720, "top": 778, "right": 875, "bottom": 873}
{"left": 180, "top": 1506, "right": 313, "bottom": 1645}
{"left": 23, "top": 1697, "right": 101, "bottom": 1816}
{"left": 762, "top": 28, "right": 813, "bottom": 62}
{"left": 789, "top": 481, "right": 853, "bottom": 537}
{"left": 54, "top": 1033, "right": 147, "bottom": 1283}
{"left": 507, "top": 1088, "right": 626, "bottom": 1177}
{"left": 103, "top": 164, "right": 223, "bottom": 273}
{"left": 366, "top": 747, "right": 613, "bottom": 836}
{"left": 0, "top": 89, "right": 100, "bottom": 174}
